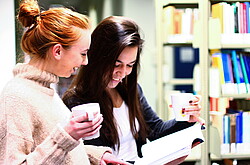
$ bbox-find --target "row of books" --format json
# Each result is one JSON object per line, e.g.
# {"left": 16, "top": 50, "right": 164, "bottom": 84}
{"left": 222, "top": 110, "right": 250, "bottom": 154}
{"left": 210, "top": 97, "right": 250, "bottom": 154}
{"left": 212, "top": 2, "right": 250, "bottom": 34}
{"left": 210, "top": 50, "right": 250, "bottom": 96}
{"left": 162, "top": 6, "right": 198, "bottom": 43}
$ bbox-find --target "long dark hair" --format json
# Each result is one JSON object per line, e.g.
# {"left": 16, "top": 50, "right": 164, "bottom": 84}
{"left": 63, "top": 16, "right": 148, "bottom": 149}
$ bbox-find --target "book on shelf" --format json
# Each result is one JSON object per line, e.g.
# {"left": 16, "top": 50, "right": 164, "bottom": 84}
{"left": 221, "top": 108, "right": 250, "bottom": 154}
{"left": 231, "top": 50, "right": 247, "bottom": 94}
{"left": 162, "top": 6, "right": 198, "bottom": 43}
{"left": 212, "top": 2, "right": 250, "bottom": 35}
{"left": 210, "top": 50, "right": 250, "bottom": 96}
{"left": 245, "top": 2, "right": 250, "bottom": 33}
{"left": 212, "top": 2, "right": 224, "bottom": 33}
{"left": 222, "top": 114, "right": 230, "bottom": 154}
{"left": 134, "top": 124, "right": 204, "bottom": 165}
{"left": 212, "top": 52, "right": 238, "bottom": 95}
{"left": 239, "top": 53, "right": 250, "bottom": 93}
{"left": 243, "top": 54, "right": 250, "bottom": 85}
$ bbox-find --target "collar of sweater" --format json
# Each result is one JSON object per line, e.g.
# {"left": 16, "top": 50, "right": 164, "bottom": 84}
{"left": 13, "top": 63, "right": 59, "bottom": 88}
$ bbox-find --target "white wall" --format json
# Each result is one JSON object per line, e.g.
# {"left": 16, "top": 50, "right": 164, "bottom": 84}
{"left": 0, "top": 0, "right": 16, "bottom": 92}
{"left": 123, "top": 0, "right": 157, "bottom": 110}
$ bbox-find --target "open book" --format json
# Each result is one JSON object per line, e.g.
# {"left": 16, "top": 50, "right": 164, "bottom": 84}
{"left": 134, "top": 123, "right": 205, "bottom": 165}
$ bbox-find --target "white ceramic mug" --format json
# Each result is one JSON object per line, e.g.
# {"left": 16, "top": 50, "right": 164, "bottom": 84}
{"left": 170, "top": 93, "right": 194, "bottom": 121}
{"left": 71, "top": 103, "right": 100, "bottom": 140}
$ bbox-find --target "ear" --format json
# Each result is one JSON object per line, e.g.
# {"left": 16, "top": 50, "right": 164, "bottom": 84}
{"left": 52, "top": 44, "right": 62, "bottom": 60}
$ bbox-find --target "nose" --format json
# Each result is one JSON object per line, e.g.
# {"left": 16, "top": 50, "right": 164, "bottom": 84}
{"left": 118, "top": 65, "right": 127, "bottom": 78}
{"left": 81, "top": 56, "right": 88, "bottom": 65}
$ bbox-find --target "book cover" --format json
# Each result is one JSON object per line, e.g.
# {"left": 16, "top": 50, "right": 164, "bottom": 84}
{"left": 233, "top": 3, "right": 239, "bottom": 33}
{"left": 231, "top": 50, "right": 247, "bottom": 94}
{"left": 223, "top": 3, "right": 234, "bottom": 34}
{"left": 163, "top": 6, "right": 175, "bottom": 41}
{"left": 243, "top": 112, "right": 250, "bottom": 143}
{"left": 236, "top": 111, "right": 243, "bottom": 144}
{"left": 242, "top": 54, "right": 250, "bottom": 91}
{"left": 245, "top": 2, "right": 250, "bottom": 33}
{"left": 212, "top": 3, "right": 224, "bottom": 33}
{"left": 237, "top": 2, "right": 243, "bottom": 33}
{"left": 181, "top": 8, "right": 194, "bottom": 36}
{"left": 242, "top": 112, "right": 250, "bottom": 153}
{"left": 242, "top": 2, "right": 247, "bottom": 33}
{"left": 134, "top": 124, "right": 204, "bottom": 165}
{"left": 222, "top": 114, "right": 230, "bottom": 153}
{"left": 239, "top": 53, "right": 250, "bottom": 93}
{"left": 221, "top": 53, "right": 237, "bottom": 94}
{"left": 174, "top": 9, "right": 183, "bottom": 34}
{"left": 212, "top": 53, "right": 225, "bottom": 85}
{"left": 229, "top": 113, "right": 236, "bottom": 145}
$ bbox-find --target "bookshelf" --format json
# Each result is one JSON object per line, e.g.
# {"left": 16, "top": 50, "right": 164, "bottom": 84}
{"left": 155, "top": 0, "right": 250, "bottom": 164}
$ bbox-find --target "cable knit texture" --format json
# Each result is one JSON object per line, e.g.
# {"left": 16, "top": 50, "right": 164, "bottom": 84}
{"left": 0, "top": 63, "right": 111, "bottom": 165}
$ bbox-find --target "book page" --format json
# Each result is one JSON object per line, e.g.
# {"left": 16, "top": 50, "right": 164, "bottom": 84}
{"left": 134, "top": 123, "right": 205, "bottom": 165}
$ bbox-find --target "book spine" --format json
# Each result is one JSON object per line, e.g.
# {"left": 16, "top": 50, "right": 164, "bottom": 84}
{"left": 212, "top": 3, "right": 224, "bottom": 33}
{"left": 243, "top": 112, "right": 250, "bottom": 143}
{"left": 212, "top": 53, "right": 225, "bottom": 85}
{"left": 236, "top": 111, "right": 243, "bottom": 144}
{"left": 236, "top": 111, "right": 244, "bottom": 153}
{"left": 231, "top": 50, "right": 247, "bottom": 94}
{"left": 233, "top": 3, "right": 239, "bottom": 33}
{"left": 243, "top": 54, "right": 250, "bottom": 88}
{"left": 239, "top": 53, "right": 250, "bottom": 93}
{"left": 221, "top": 53, "right": 237, "bottom": 94}
{"left": 223, "top": 115, "right": 231, "bottom": 144}
{"left": 245, "top": 2, "right": 250, "bottom": 33}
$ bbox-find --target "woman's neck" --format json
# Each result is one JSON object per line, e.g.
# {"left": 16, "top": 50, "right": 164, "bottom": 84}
{"left": 106, "top": 88, "right": 124, "bottom": 108}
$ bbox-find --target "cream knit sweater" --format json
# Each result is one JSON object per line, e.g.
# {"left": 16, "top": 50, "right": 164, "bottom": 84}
{"left": 0, "top": 63, "right": 111, "bottom": 164}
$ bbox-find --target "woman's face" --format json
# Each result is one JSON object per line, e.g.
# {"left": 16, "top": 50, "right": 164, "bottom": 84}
{"left": 56, "top": 29, "right": 91, "bottom": 78}
{"left": 107, "top": 46, "right": 138, "bottom": 89}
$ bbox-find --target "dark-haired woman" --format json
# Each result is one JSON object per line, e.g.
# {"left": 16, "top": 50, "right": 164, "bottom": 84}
{"left": 63, "top": 16, "right": 202, "bottom": 163}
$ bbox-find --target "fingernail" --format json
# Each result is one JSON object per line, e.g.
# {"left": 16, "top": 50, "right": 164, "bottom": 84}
{"left": 201, "top": 124, "right": 206, "bottom": 130}
{"left": 182, "top": 108, "right": 185, "bottom": 114}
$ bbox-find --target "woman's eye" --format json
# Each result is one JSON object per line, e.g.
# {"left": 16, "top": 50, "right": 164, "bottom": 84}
{"left": 127, "top": 64, "right": 133, "bottom": 67}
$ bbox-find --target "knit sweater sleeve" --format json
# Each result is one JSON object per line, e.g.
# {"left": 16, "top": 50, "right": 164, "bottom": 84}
{"left": 0, "top": 90, "right": 80, "bottom": 164}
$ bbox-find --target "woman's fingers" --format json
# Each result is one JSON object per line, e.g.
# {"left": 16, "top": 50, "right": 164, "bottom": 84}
{"left": 65, "top": 113, "right": 103, "bottom": 140}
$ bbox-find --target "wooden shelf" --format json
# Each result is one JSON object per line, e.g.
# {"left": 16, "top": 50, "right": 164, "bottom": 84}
{"left": 162, "top": 0, "right": 199, "bottom": 8}
{"left": 220, "top": 94, "right": 250, "bottom": 99}
{"left": 164, "top": 78, "right": 194, "bottom": 85}
{"left": 211, "top": 153, "right": 250, "bottom": 160}
{"left": 164, "top": 34, "right": 193, "bottom": 45}
{"left": 221, "top": 44, "right": 250, "bottom": 49}
{"left": 211, "top": 0, "right": 250, "bottom": 2}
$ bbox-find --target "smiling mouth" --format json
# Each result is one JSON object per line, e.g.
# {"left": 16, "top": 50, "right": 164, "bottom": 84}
{"left": 113, "top": 78, "right": 122, "bottom": 82}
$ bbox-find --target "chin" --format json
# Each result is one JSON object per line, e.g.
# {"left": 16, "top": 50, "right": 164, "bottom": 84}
{"left": 108, "top": 82, "right": 119, "bottom": 89}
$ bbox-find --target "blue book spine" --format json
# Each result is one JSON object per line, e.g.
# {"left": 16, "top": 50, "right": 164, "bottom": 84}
{"left": 243, "top": 112, "right": 250, "bottom": 143}
{"left": 231, "top": 50, "right": 241, "bottom": 92}
{"left": 243, "top": 55, "right": 250, "bottom": 82}
{"left": 245, "top": 2, "right": 250, "bottom": 33}
{"left": 239, "top": 54, "right": 250, "bottom": 92}
{"left": 236, "top": 111, "right": 243, "bottom": 143}
{"left": 221, "top": 53, "right": 232, "bottom": 83}
{"left": 236, "top": 55, "right": 245, "bottom": 84}
{"left": 223, "top": 115, "right": 230, "bottom": 144}
{"left": 227, "top": 54, "right": 235, "bottom": 83}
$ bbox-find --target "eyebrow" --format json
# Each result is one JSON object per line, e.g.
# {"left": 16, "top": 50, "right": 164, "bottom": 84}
{"left": 116, "top": 59, "right": 136, "bottom": 64}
